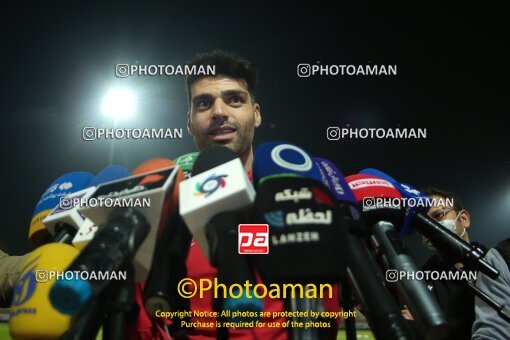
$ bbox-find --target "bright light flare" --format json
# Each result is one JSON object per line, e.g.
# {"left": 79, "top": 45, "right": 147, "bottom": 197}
{"left": 101, "top": 88, "right": 135, "bottom": 120}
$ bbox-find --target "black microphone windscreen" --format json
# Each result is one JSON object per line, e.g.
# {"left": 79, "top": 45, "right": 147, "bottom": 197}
{"left": 191, "top": 145, "right": 238, "bottom": 176}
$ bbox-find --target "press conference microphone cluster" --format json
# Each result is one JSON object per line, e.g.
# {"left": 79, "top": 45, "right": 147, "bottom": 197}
{"left": 315, "top": 158, "right": 415, "bottom": 340}
{"left": 32, "top": 159, "right": 180, "bottom": 340}
{"left": 10, "top": 167, "right": 130, "bottom": 340}
{"left": 44, "top": 165, "right": 131, "bottom": 245}
{"left": 359, "top": 168, "right": 499, "bottom": 279}
{"left": 345, "top": 173, "right": 448, "bottom": 339}
{"left": 10, "top": 171, "right": 95, "bottom": 340}
{"left": 49, "top": 161, "right": 180, "bottom": 315}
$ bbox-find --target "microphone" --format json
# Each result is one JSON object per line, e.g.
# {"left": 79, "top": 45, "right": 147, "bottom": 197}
{"left": 179, "top": 146, "right": 262, "bottom": 328}
{"left": 44, "top": 165, "right": 130, "bottom": 246}
{"left": 179, "top": 145, "right": 255, "bottom": 261}
{"left": 29, "top": 171, "right": 94, "bottom": 245}
{"left": 132, "top": 157, "right": 175, "bottom": 175}
{"left": 315, "top": 158, "right": 415, "bottom": 340}
{"left": 252, "top": 142, "right": 347, "bottom": 339}
{"left": 252, "top": 141, "right": 323, "bottom": 186}
{"left": 315, "top": 158, "right": 363, "bottom": 233}
{"left": 359, "top": 168, "right": 499, "bottom": 279}
{"left": 206, "top": 210, "right": 264, "bottom": 324}
{"left": 50, "top": 163, "right": 181, "bottom": 316}
{"left": 345, "top": 174, "right": 406, "bottom": 227}
{"left": 143, "top": 214, "right": 192, "bottom": 316}
{"left": 9, "top": 243, "right": 80, "bottom": 339}
{"left": 79, "top": 162, "right": 180, "bottom": 281}
{"left": 358, "top": 168, "right": 428, "bottom": 236}
{"left": 174, "top": 151, "right": 199, "bottom": 178}
{"left": 63, "top": 160, "right": 175, "bottom": 339}
{"left": 346, "top": 173, "right": 448, "bottom": 340}
{"left": 135, "top": 158, "right": 192, "bottom": 317}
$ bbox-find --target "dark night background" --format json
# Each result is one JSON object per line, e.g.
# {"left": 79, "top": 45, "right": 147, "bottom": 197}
{"left": 0, "top": 3, "right": 508, "bottom": 265}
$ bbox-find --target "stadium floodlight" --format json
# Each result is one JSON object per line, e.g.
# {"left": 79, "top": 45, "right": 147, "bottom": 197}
{"left": 101, "top": 88, "right": 135, "bottom": 120}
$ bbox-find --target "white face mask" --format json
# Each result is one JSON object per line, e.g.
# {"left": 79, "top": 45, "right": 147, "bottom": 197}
{"left": 439, "top": 211, "right": 465, "bottom": 237}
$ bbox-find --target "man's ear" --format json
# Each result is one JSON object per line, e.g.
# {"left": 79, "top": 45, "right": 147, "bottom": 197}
{"left": 187, "top": 111, "right": 194, "bottom": 136}
{"left": 459, "top": 210, "right": 471, "bottom": 229}
{"left": 253, "top": 103, "right": 261, "bottom": 128}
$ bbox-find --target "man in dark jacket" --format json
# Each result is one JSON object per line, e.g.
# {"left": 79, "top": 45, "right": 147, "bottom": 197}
{"left": 472, "top": 237, "right": 510, "bottom": 339}
{"left": 421, "top": 187, "right": 476, "bottom": 339}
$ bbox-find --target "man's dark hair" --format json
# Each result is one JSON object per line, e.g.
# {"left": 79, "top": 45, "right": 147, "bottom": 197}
{"left": 422, "top": 187, "right": 465, "bottom": 211}
{"left": 185, "top": 50, "right": 258, "bottom": 106}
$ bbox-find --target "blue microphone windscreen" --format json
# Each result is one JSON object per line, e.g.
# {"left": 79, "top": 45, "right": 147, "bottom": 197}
{"left": 253, "top": 142, "right": 322, "bottom": 185}
{"left": 315, "top": 158, "right": 357, "bottom": 205}
{"left": 33, "top": 172, "right": 95, "bottom": 214}
{"left": 90, "top": 165, "right": 130, "bottom": 186}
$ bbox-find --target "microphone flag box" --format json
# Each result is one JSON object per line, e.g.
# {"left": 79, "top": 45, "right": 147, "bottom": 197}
{"left": 43, "top": 187, "right": 96, "bottom": 236}
{"left": 79, "top": 166, "right": 179, "bottom": 281}
{"left": 179, "top": 158, "right": 255, "bottom": 260}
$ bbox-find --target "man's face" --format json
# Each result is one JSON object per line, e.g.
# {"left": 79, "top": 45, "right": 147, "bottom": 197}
{"left": 427, "top": 194, "right": 470, "bottom": 238}
{"left": 187, "top": 75, "right": 261, "bottom": 156}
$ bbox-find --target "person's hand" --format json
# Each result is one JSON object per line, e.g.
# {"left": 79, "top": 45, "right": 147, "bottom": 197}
{"left": 401, "top": 305, "right": 414, "bottom": 320}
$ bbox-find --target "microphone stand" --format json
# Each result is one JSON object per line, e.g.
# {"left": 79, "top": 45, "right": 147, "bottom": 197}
{"left": 60, "top": 296, "right": 107, "bottom": 340}
{"left": 103, "top": 262, "right": 137, "bottom": 340}
{"left": 340, "top": 280, "right": 356, "bottom": 340}
{"left": 285, "top": 297, "right": 333, "bottom": 340}
{"left": 60, "top": 267, "right": 130, "bottom": 340}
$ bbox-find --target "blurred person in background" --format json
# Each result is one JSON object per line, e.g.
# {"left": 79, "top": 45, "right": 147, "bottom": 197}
{"left": 0, "top": 249, "right": 27, "bottom": 306}
{"left": 472, "top": 237, "right": 510, "bottom": 339}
